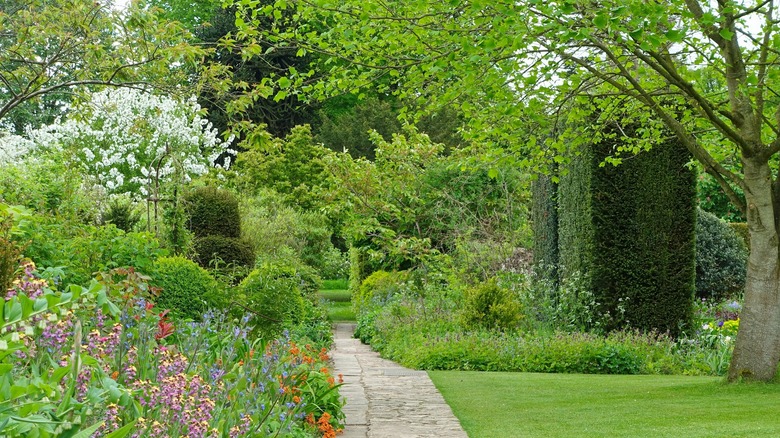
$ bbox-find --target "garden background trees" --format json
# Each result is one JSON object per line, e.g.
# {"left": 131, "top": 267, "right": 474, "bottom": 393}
{"left": 223, "top": 0, "right": 780, "bottom": 382}
{"left": 0, "top": 0, "right": 199, "bottom": 131}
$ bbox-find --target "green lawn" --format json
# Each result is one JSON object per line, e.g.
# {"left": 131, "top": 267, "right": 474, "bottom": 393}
{"left": 321, "top": 279, "right": 348, "bottom": 290}
{"left": 318, "top": 286, "right": 355, "bottom": 322}
{"left": 319, "top": 289, "right": 351, "bottom": 302}
{"left": 429, "top": 371, "right": 780, "bottom": 437}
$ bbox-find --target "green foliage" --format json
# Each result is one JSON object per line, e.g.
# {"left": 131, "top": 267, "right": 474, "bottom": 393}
{"left": 150, "top": 256, "right": 226, "bottom": 319}
{"left": 16, "top": 214, "right": 166, "bottom": 286}
{"left": 697, "top": 173, "right": 745, "bottom": 222}
{"left": 196, "top": 3, "right": 320, "bottom": 139}
{"left": 729, "top": 222, "right": 750, "bottom": 250}
{"left": 185, "top": 186, "right": 241, "bottom": 238}
{"left": 193, "top": 235, "right": 256, "bottom": 269}
{"left": 558, "top": 132, "right": 697, "bottom": 336}
{"left": 348, "top": 246, "right": 368, "bottom": 296}
{"left": 100, "top": 197, "right": 142, "bottom": 232}
{"left": 695, "top": 209, "right": 747, "bottom": 300}
{"left": 255, "top": 247, "right": 323, "bottom": 298}
{"left": 240, "top": 190, "right": 343, "bottom": 277}
{"left": 327, "top": 127, "right": 528, "bottom": 273}
{"left": 353, "top": 270, "right": 407, "bottom": 315}
{"left": 0, "top": 216, "right": 22, "bottom": 294}
{"left": 231, "top": 125, "right": 333, "bottom": 210}
{"left": 317, "top": 95, "right": 464, "bottom": 159}
{"left": 0, "top": 149, "right": 102, "bottom": 221}
{"left": 0, "top": 0, "right": 199, "bottom": 125}
{"left": 461, "top": 278, "right": 522, "bottom": 331}
{"left": 162, "top": 194, "right": 194, "bottom": 256}
{"left": 531, "top": 172, "right": 559, "bottom": 282}
{"left": 237, "top": 262, "right": 306, "bottom": 338}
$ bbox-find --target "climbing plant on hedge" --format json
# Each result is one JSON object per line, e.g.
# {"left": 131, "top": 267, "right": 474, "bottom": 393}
{"left": 557, "top": 128, "right": 697, "bottom": 337}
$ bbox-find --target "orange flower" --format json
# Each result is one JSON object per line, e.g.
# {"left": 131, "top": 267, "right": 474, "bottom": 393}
{"left": 327, "top": 376, "right": 335, "bottom": 387}
{"left": 111, "top": 371, "right": 119, "bottom": 380}
{"left": 320, "top": 367, "right": 329, "bottom": 374}
{"left": 293, "top": 396, "right": 301, "bottom": 404}
{"left": 319, "top": 348, "right": 330, "bottom": 361}
{"left": 338, "top": 374, "right": 344, "bottom": 384}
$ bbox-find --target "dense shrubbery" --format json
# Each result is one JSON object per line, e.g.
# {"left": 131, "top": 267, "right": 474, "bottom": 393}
{"left": 15, "top": 212, "right": 166, "bottom": 286}
{"left": 100, "top": 196, "right": 142, "bottom": 232}
{"left": 238, "top": 262, "right": 307, "bottom": 337}
{"left": 461, "top": 278, "right": 523, "bottom": 331}
{"left": 352, "top": 257, "right": 739, "bottom": 376}
{"left": 193, "top": 235, "right": 256, "bottom": 269}
{"left": 353, "top": 270, "right": 407, "bottom": 314}
{"left": 150, "top": 256, "right": 226, "bottom": 320}
{"left": 241, "top": 190, "right": 345, "bottom": 278}
{"left": 185, "top": 186, "right": 242, "bottom": 238}
{"left": 695, "top": 208, "right": 747, "bottom": 300}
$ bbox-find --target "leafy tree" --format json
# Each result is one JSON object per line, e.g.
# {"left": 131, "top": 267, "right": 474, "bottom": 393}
{"left": 0, "top": 0, "right": 200, "bottom": 127}
{"left": 230, "top": 125, "right": 332, "bottom": 210}
{"left": 316, "top": 94, "right": 465, "bottom": 159}
{"left": 325, "top": 127, "right": 525, "bottom": 270}
{"left": 196, "top": 2, "right": 321, "bottom": 139}
{"left": 138, "top": 0, "right": 219, "bottom": 30}
{"left": 226, "top": 0, "right": 780, "bottom": 381}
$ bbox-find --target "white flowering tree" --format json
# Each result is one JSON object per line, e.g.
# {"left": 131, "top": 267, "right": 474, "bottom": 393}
{"left": 0, "top": 130, "right": 35, "bottom": 164}
{"left": 57, "top": 88, "right": 234, "bottom": 200}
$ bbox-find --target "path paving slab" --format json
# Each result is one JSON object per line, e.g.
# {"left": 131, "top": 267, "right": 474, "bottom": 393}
{"left": 332, "top": 323, "right": 469, "bottom": 438}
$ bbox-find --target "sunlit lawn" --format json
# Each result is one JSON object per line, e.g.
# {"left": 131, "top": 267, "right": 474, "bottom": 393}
{"left": 429, "top": 371, "right": 780, "bottom": 437}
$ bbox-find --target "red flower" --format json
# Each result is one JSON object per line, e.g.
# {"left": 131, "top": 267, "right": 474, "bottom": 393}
{"left": 155, "top": 310, "right": 175, "bottom": 340}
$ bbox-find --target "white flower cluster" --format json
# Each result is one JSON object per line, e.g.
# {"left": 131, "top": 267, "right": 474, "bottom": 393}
{"left": 0, "top": 130, "right": 37, "bottom": 164}
{"left": 5, "top": 88, "right": 235, "bottom": 198}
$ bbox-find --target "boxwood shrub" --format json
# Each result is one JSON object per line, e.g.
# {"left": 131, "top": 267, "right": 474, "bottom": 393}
{"left": 150, "top": 256, "right": 226, "bottom": 320}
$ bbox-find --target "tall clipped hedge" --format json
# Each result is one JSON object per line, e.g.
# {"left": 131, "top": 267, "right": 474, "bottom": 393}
{"left": 531, "top": 172, "right": 559, "bottom": 282}
{"left": 558, "top": 132, "right": 697, "bottom": 337}
{"left": 185, "top": 186, "right": 241, "bottom": 238}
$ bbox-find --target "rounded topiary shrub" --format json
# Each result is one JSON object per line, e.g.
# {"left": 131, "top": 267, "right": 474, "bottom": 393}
{"left": 150, "top": 256, "right": 226, "bottom": 320}
{"left": 238, "top": 262, "right": 305, "bottom": 338}
{"left": 185, "top": 186, "right": 241, "bottom": 238}
{"left": 696, "top": 208, "right": 748, "bottom": 300}
{"left": 462, "top": 278, "right": 523, "bottom": 331}
{"left": 194, "top": 235, "right": 256, "bottom": 269}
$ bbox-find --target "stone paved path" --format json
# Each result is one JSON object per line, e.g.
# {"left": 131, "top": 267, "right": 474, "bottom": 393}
{"left": 331, "top": 323, "right": 469, "bottom": 438}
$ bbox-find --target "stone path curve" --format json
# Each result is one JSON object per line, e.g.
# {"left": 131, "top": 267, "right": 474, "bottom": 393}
{"left": 331, "top": 323, "right": 469, "bottom": 438}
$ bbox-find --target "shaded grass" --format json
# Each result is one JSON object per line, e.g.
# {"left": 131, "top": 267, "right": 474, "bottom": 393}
{"left": 322, "top": 279, "right": 348, "bottom": 290}
{"left": 429, "top": 371, "right": 780, "bottom": 437}
{"left": 319, "top": 289, "right": 351, "bottom": 302}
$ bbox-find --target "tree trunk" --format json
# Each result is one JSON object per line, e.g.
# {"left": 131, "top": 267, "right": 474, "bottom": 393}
{"left": 728, "top": 158, "right": 780, "bottom": 382}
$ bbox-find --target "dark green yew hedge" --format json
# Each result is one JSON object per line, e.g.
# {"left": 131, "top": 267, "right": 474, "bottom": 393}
{"left": 556, "top": 132, "right": 697, "bottom": 337}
